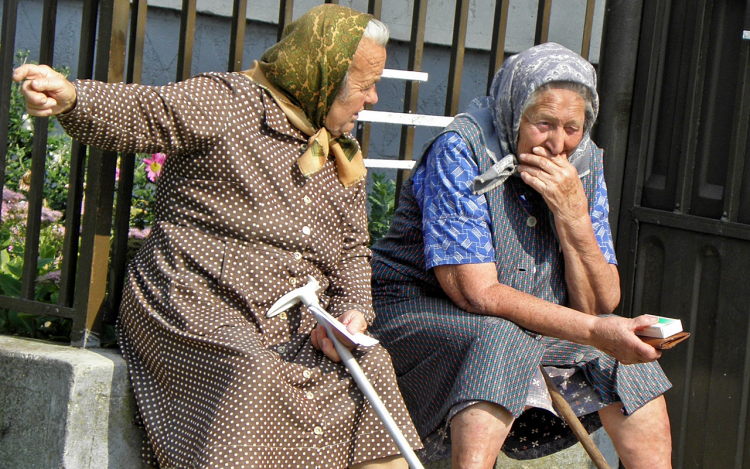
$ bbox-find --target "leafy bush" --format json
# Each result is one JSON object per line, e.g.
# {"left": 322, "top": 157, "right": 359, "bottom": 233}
{"left": 368, "top": 173, "right": 395, "bottom": 246}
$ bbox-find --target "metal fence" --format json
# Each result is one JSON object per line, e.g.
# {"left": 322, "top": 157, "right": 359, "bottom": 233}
{"left": 0, "top": 0, "right": 599, "bottom": 347}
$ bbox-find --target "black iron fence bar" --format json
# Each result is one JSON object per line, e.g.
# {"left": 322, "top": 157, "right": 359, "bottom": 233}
{"left": 487, "top": 0, "right": 510, "bottom": 94}
{"left": 580, "top": 0, "right": 596, "bottom": 60}
{"left": 723, "top": 1, "right": 750, "bottom": 223}
{"left": 535, "top": 0, "right": 552, "bottom": 45}
{"left": 71, "top": 0, "right": 129, "bottom": 347}
{"left": 127, "top": 0, "right": 148, "bottom": 85}
{"left": 58, "top": 0, "right": 99, "bottom": 308}
{"left": 21, "top": 0, "right": 58, "bottom": 304}
{"left": 229, "top": 0, "right": 248, "bottom": 72}
{"left": 0, "top": 294, "right": 74, "bottom": 318}
{"left": 176, "top": 0, "right": 197, "bottom": 82}
{"left": 394, "top": 0, "right": 428, "bottom": 206}
{"left": 0, "top": 0, "right": 18, "bottom": 187}
{"left": 277, "top": 0, "right": 294, "bottom": 41}
{"left": 105, "top": 0, "right": 150, "bottom": 327}
{"left": 355, "top": 0, "right": 384, "bottom": 160}
{"left": 445, "top": 0, "right": 470, "bottom": 117}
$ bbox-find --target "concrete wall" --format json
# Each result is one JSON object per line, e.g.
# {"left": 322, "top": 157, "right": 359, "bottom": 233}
{"left": 0, "top": 335, "right": 148, "bottom": 469}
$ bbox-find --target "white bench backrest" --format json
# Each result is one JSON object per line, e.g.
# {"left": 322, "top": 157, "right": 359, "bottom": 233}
{"left": 360, "top": 69, "right": 454, "bottom": 170}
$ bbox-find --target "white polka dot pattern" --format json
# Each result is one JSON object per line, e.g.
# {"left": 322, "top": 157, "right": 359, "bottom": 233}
{"left": 58, "top": 73, "right": 421, "bottom": 468}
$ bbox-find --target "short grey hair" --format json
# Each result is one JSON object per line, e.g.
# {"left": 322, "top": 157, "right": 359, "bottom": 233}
{"left": 522, "top": 81, "right": 596, "bottom": 131}
{"left": 362, "top": 18, "right": 389, "bottom": 47}
{"left": 336, "top": 18, "right": 389, "bottom": 101}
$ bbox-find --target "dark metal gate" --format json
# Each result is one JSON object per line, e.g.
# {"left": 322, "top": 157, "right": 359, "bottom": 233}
{"left": 615, "top": 0, "right": 750, "bottom": 467}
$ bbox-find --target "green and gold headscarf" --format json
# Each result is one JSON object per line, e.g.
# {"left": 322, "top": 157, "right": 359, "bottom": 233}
{"left": 241, "top": 4, "right": 372, "bottom": 187}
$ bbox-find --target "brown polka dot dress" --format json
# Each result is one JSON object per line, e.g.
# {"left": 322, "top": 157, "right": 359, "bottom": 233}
{"left": 58, "top": 73, "right": 422, "bottom": 469}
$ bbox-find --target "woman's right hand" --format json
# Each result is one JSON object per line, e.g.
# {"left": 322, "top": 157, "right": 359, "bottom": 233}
{"left": 588, "top": 315, "right": 663, "bottom": 365}
{"left": 13, "top": 64, "right": 77, "bottom": 117}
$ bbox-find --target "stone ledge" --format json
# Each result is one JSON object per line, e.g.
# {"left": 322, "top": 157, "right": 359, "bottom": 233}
{"left": 0, "top": 334, "right": 619, "bottom": 469}
{"left": 0, "top": 335, "right": 148, "bottom": 469}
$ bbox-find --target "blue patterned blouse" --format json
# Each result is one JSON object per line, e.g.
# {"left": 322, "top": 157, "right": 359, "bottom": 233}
{"left": 413, "top": 132, "right": 617, "bottom": 270}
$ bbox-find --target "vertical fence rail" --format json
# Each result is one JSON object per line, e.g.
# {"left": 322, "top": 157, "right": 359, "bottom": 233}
{"left": 70, "top": 0, "right": 130, "bottom": 347}
{"left": 20, "top": 0, "right": 58, "bottom": 308}
{"left": 356, "top": 0, "right": 384, "bottom": 160}
{"left": 278, "top": 0, "right": 294, "bottom": 39}
{"left": 580, "top": 0, "right": 596, "bottom": 59}
{"left": 487, "top": 0, "right": 510, "bottom": 94}
{"left": 58, "top": 0, "right": 99, "bottom": 308}
{"left": 394, "top": 0, "right": 427, "bottom": 205}
{"left": 229, "top": 0, "right": 248, "bottom": 72}
{"left": 535, "top": 0, "right": 552, "bottom": 45}
{"left": 104, "top": 0, "right": 150, "bottom": 327}
{"left": 176, "top": 0, "right": 197, "bottom": 81}
{"left": 445, "top": 0, "right": 470, "bottom": 117}
{"left": 0, "top": 0, "right": 18, "bottom": 187}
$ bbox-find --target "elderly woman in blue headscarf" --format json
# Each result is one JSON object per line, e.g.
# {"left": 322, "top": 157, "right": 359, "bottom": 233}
{"left": 370, "top": 43, "right": 673, "bottom": 468}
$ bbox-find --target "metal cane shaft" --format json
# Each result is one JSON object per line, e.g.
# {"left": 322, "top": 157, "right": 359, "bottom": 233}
{"left": 320, "top": 319, "right": 424, "bottom": 469}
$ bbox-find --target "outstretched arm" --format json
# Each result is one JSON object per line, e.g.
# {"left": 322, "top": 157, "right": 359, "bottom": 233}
{"left": 13, "top": 64, "right": 77, "bottom": 116}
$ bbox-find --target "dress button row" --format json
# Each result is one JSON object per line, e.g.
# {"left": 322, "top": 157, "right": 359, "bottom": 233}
{"left": 293, "top": 252, "right": 302, "bottom": 260}
{"left": 313, "top": 426, "right": 323, "bottom": 435}
{"left": 278, "top": 312, "right": 287, "bottom": 320}
{"left": 526, "top": 216, "right": 537, "bottom": 227}
{"left": 303, "top": 195, "right": 312, "bottom": 205}
{"left": 277, "top": 345, "right": 286, "bottom": 354}
{"left": 289, "top": 277, "right": 297, "bottom": 285}
{"left": 303, "top": 370, "right": 312, "bottom": 379}
{"left": 305, "top": 391, "right": 314, "bottom": 400}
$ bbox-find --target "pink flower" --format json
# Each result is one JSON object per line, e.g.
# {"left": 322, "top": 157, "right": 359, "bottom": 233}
{"left": 143, "top": 153, "right": 166, "bottom": 182}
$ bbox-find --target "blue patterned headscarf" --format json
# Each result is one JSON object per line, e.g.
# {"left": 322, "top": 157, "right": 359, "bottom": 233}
{"left": 470, "top": 43, "right": 599, "bottom": 193}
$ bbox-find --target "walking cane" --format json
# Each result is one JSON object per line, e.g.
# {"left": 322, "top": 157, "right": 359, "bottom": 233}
{"left": 539, "top": 365, "right": 611, "bottom": 469}
{"left": 267, "top": 276, "right": 425, "bottom": 469}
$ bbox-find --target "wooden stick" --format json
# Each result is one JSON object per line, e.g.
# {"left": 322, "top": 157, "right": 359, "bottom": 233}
{"left": 539, "top": 365, "right": 611, "bottom": 469}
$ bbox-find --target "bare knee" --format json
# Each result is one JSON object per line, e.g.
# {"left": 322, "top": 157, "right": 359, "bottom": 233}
{"left": 599, "top": 396, "right": 672, "bottom": 469}
{"left": 451, "top": 402, "right": 514, "bottom": 469}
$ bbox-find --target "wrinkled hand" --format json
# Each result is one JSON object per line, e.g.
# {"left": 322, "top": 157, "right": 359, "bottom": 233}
{"left": 310, "top": 309, "right": 368, "bottom": 362}
{"left": 517, "top": 146, "right": 588, "bottom": 223}
{"left": 589, "top": 315, "right": 663, "bottom": 365}
{"left": 13, "top": 64, "right": 77, "bottom": 116}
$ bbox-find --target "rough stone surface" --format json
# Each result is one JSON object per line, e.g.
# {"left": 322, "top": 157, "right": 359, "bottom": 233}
{"left": 0, "top": 335, "right": 148, "bottom": 469}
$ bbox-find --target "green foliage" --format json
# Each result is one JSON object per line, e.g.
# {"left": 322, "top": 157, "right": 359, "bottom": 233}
{"left": 368, "top": 173, "right": 396, "bottom": 246}
{"left": 128, "top": 162, "right": 158, "bottom": 230}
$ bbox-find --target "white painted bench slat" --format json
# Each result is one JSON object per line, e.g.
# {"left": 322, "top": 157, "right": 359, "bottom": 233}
{"left": 358, "top": 110, "right": 454, "bottom": 128}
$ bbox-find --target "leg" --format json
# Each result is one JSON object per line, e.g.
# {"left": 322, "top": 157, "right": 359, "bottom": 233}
{"left": 599, "top": 396, "right": 672, "bottom": 469}
{"left": 350, "top": 455, "right": 408, "bottom": 469}
{"left": 450, "top": 401, "right": 514, "bottom": 469}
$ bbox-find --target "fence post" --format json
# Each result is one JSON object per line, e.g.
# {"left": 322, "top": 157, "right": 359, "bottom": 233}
{"left": 70, "top": 0, "right": 130, "bottom": 347}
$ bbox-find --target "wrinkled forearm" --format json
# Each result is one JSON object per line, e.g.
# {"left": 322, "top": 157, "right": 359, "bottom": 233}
{"left": 553, "top": 213, "right": 620, "bottom": 315}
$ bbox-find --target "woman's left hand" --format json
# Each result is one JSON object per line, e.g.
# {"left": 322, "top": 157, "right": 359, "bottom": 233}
{"left": 517, "top": 146, "right": 589, "bottom": 223}
{"left": 310, "top": 309, "right": 368, "bottom": 362}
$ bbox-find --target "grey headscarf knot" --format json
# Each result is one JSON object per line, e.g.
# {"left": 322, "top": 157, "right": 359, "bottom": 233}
{"left": 470, "top": 42, "right": 599, "bottom": 195}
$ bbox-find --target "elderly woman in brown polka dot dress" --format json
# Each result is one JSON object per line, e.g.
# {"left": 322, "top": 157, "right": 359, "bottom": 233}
{"left": 14, "top": 5, "right": 421, "bottom": 469}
